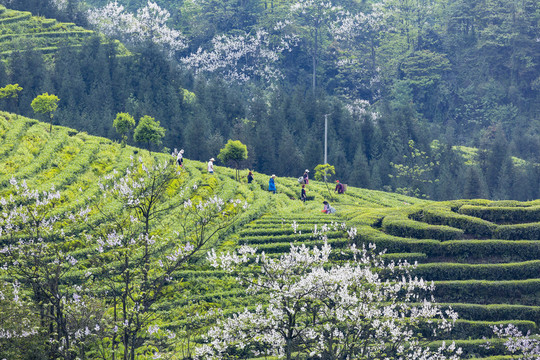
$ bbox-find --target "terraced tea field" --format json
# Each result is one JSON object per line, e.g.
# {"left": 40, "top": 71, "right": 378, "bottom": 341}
{"left": 0, "top": 5, "right": 126, "bottom": 58}
{"left": 0, "top": 113, "right": 539, "bottom": 359}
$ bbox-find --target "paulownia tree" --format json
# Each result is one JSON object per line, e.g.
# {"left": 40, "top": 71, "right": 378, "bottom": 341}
{"left": 199, "top": 225, "right": 462, "bottom": 360}
{"left": 91, "top": 157, "right": 248, "bottom": 360}
{"left": 0, "top": 179, "right": 102, "bottom": 360}
{"left": 484, "top": 324, "right": 540, "bottom": 359}
{"left": 31, "top": 92, "right": 60, "bottom": 132}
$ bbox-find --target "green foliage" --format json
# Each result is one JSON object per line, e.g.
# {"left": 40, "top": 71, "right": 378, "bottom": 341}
{"left": 413, "top": 206, "right": 497, "bottom": 238}
{"left": 390, "top": 140, "right": 439, "bottom": 199}
{"left": 133, "top": 115, "right": 165, "bottom": 153}
{"left": 217, "top": 139, "right": 248, "bottom": 180}
{"left": 0, "top": 83, "right": 22, "bottom": 99}
{"left": 433, "top": 279, "right": 540, "bottom": 306}
{"left": 414, "top": 261, "right": 540, "bottom": 281}
{"left": 494, "top": 222, "right": 540, "bottom": 240}
{"left": 314, "top": 163, "right": 335, "bottom": 182}
{"left": 30, "top": 92, "right": 59, "bottom": 132}
{"left": 113, "top": 112, "right": 135, "bottom": 147}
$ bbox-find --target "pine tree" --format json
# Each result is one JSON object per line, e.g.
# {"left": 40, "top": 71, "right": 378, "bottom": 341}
{"left": 464, "top": 166, "right": 488, "bottom": 199}
{"left": 349, "top": 147, "right": 371, "bottom": 188}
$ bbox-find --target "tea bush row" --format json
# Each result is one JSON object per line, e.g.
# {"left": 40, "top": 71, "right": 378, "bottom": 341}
{"left": 414, "top": 261, "right": 540, "bottom": 281}
{"left": 382, "top": 214, "right": 464, "bottom": 240}
{"left": 433, "top": 279, "right": 540, "bottom": 305}
{"left": 458, "top": 204, "right": 540, "bottom": 224}
{"left": 0, "top": 12, "right": 31, "bottom": 24}
{"left": 37, "top": 136, "right": 100, "bottom": 191}
{"left": 440, "top": 303, "right": 540, "bottom": 324}
{"left": 0, "top": 115, "right": 30, "bottom": 158}
{"left": 239, "top": 231, "right": 343, "bottom": 245}
{"left": 356, "top": 225, "right": 540, "bottom": 261}
{"left": 414, "top": 207, "right": 496, "bottom": 238}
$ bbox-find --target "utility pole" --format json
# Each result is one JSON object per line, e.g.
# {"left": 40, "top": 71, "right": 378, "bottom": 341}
{"left": 324, "top": 113, "right": 330, "bottom": 181}
{"left": 324, "top": 113, "right": 329, "bottom": 165}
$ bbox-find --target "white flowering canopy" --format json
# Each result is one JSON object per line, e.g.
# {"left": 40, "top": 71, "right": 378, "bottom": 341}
{"left": 199, "top": 225, "right": 462, "bottom": 360}
{"left": 87, "top": 1, "right": 187, "bottom": 57}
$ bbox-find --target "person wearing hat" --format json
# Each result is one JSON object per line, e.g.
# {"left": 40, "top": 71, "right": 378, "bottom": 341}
{"left": 208, "top": 158, "right": 215, "bottom": 174}
{"left": 268, "top": 174, "right": 277, "bottom": 194}
{"left": 247, "top": 170, "right": 254, "bottom": 184}
{"left": 303, "top": 169, "right": 309, "bottom": 185}
{"left": 177, "top": 149, "right": 184, "bottom": 167}
{"left": 335, "top": 180, "right": 344, "bottom": 194}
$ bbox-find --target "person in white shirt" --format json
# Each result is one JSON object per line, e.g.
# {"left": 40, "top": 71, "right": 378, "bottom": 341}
{"left": 208, "top": 158, "right": 215, "bottom": 174}
{"left": 176, "top": 149, "right": 184, "bottom": 166}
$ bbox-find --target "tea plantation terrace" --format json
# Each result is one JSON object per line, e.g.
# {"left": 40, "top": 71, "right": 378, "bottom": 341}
{"left": 0, "top": 113, "right": 539, "bottom": 359}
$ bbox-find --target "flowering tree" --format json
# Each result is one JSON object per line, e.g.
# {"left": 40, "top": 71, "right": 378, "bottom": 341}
{"left": 87, "top": 1, "right": 187, "bottom": 57}
{"left": 198, "top": 224, "right": 462, "bottom": 360}
{"left": 0, "top": 280, "right": 40, "bottom": 358}
{"left": 91, "top": 157, "right": 247, "bottom": 360}
{"left": 181, "top": 27, "right": 297, "bottom": 83}
{"left": 0, "top": 179, "right": 100, "bottom": 360}
{"left": 484, "top": 324, "right": 540, "bottom": 359}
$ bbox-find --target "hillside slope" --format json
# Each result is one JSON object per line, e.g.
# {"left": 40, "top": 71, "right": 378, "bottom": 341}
{"left": 1, "top": 113, "right": 539, "bottom": 359}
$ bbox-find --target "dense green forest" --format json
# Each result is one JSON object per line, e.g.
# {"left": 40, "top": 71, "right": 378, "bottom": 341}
{"left": 0, "top": 0, "right": 539, "bottom": 200}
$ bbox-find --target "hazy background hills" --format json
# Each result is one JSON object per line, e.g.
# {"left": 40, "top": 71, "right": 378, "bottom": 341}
{"left": 0, "top": 0, "right": 539, "bottom": 200}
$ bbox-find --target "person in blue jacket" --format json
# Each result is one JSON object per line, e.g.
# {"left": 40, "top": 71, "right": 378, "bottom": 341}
{"left": 268, "top": 174, "right": 277, "bottom": 194}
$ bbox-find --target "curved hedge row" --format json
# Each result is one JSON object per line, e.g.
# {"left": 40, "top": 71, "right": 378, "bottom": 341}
{"left": 415, "top": 206, "right": 496, "bottom": 238}
{"left": 356, "top": 225, "right": 540, "bottom": 261}
{"left": 459, "top": 204, "right": 540, "bottom": 224}
{"left": 382, "top": 214, "right": 464, "bottom": 240}
{"left": 494, "top": 222, "right": 540, "bottom": 240}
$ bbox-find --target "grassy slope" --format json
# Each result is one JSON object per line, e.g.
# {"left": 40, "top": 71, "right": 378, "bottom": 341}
{"left": 1, "top": 113, "right": 539, "bottom": 359}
